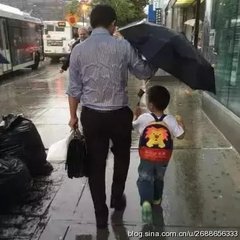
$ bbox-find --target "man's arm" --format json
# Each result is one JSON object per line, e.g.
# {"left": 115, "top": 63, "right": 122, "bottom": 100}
{"left": 67, "top": 45, "right": 82, "bottom": 129}
{"left": 126, "top": 41, "right": 157, "bottom": 79}
{"left": 68, "top": 96, "right": 79, "bottom": 129}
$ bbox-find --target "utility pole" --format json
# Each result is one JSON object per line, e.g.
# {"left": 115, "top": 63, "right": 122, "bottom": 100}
{"left": 82, "top": 4, "right": 88, "bottom": 27}
{"left": 194, "top": 0, "right": 201, "bottom": 48}
{"left": 62, "top": 0, "right": 65, "bottom": 20}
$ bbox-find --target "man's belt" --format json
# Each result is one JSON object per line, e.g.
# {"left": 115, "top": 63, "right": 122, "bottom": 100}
{"left": 82, "top": 106, "right": 128, "bottom": 113}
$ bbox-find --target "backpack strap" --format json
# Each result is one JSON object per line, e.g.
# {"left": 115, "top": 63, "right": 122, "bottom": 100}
{"left": 151, "top": 113, "right": 159, "bottom": 122}
{"left": 159, "top": 114, "right": 166, "bottom": 122}
{"left": 151, "top": 113, "right": 166, "bottom": 122}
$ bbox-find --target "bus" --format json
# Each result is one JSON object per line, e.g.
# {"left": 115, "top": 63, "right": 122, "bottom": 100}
{"left": 43, "top": 21, "right": 81, "bottom": 61}
{"left": 0, "top": 3, "right": 44, "bottom": 76}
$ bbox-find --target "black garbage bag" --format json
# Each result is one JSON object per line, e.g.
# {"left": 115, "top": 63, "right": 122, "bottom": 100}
{"left": 0, "top": 156, "right": 32, "bottom": 207}
{"left": 66, "top": 130, "right": 87, "bottom": 178}
{"left": 0, "top": 114, "right": 53, "bottom": 177}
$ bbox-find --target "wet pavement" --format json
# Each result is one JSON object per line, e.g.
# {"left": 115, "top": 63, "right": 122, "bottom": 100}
{"left": 0, "top": 62, "right": 240, "bottom": 239}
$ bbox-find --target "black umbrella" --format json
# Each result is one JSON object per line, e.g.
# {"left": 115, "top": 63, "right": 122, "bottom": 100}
{"left": 0, "top": 53, "right": 9, "bottom": 64}
{"left": 119, "top": 21, "right": 215, "bottom": 93}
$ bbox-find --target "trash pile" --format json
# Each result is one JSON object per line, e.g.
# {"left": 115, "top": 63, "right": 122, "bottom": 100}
{"left": 0, "top": 114, "right": 53, "bottom": 206}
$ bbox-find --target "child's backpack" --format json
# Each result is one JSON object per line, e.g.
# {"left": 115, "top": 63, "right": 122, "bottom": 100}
{"left": 139, "top": 113, "right": 173, "bottom": 164}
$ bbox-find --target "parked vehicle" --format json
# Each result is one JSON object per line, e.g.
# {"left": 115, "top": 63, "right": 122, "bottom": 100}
{"left": 0, "top": 3, "right": 44, "bottom": 76}
{"left": 43, "top": 21, "right": 80, "bottom": 61}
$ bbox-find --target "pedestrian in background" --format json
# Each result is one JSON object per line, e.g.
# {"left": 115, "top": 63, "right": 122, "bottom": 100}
{"left": 60, "top": 27, "right": 89, "bottom": 73}
{"left": 67, "top": 5, "right": 156, "bottom": 229}
{"left": 68, "top": 32, "right": 79, "bottom": 51}
{"left": 133, "top": 85, "right": 185, "bottom": 223}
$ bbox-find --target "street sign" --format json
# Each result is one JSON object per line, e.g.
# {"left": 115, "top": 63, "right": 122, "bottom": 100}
{"left": 148, "top": 4, "right": 156, "bottom": 23}
{"left": 65, "top": 14, "right": 79, "bottom": 26}
{"left": 155, "top": 8, "right": 163, "bottom": 25}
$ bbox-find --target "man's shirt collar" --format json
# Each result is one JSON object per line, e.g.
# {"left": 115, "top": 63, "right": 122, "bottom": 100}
{"left": 91, "top": 27, "right": 111, "bottom": 36}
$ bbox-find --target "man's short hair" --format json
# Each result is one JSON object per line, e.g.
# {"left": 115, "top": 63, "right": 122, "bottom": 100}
{"left": 90, "top": 5, "right": 117, "bottom": 28}
{"left": 147, "top": 85, "right": 170, "bottom": 111}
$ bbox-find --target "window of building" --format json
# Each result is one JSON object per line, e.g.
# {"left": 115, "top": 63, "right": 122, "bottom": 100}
{"left": 207, "top": 0, "right": 240, "bottom": 117}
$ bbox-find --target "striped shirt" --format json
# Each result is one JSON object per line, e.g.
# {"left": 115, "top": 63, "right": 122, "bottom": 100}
{"left": 67, "top": 27, "right": 155, "bottom": 111}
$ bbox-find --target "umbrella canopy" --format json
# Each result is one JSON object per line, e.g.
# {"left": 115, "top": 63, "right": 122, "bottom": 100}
{"left": 184, "top": 19, "right": 202, "bottom": 27}
{"left": 119, "top": 20, "right": 215, "bottom": 93}
{"left": 0, "top": 53, "right": 9, "bottom": 64}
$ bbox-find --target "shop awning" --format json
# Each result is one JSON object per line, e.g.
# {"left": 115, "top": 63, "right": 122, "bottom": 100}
{"left": 174, "top": 0, "right": 204, "bottom": 7}
{"left": 175, "top": 0, "right": 195, "bottom": 7}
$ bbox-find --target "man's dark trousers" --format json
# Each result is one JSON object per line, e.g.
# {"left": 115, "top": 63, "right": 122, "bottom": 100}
{"left": 81, "top": 106, "right": 133, "bottom": 222}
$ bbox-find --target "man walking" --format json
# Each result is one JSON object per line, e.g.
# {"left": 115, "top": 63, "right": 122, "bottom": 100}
{"left": 67, "top": 5, "right": 156, "bottom": 229}
{"left": 60, "top": 27, "right": 89, "bottom": 73}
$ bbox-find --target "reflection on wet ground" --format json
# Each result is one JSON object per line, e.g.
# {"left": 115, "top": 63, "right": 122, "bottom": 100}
{"left": 0, "top": 62, "right": 240, "bottom": 239}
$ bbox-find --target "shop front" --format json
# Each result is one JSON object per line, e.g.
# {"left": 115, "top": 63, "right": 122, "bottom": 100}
{"left": 203, "top": 0, "right": 240, "bottom": 118}
{"left": 165, "top": 0, "right": 206, "bottom": 43}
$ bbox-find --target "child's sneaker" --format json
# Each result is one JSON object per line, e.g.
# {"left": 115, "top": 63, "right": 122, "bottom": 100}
{"left": 142, "top": 201, "right": 152, "bottom": 223}
{"left": 153, "top": 198, "right": 162, "bottom": 205}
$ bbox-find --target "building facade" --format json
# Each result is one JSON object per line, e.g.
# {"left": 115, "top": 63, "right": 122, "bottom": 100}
{"left": 164, "top": 0, "right": 240, "bottom": 117}
{"left": 165, "top": 0, "right": 205, "bottom": 41}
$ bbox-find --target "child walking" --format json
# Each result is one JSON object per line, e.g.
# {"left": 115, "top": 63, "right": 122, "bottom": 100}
{"left": 133, "top": 85, "right": 185, "bottom": 223}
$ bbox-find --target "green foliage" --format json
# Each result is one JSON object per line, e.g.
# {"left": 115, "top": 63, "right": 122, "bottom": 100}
{"left": 130, "top": 0, "right": 148, "bottom": 14}
{"left": 64, "top": 0, "right": 92, "bottom": 23}
{"left": 65, "top": 0, "right": 80, "bottom": 15}
{"left": 92, "top": 0, "right": 147, "bottom": 26}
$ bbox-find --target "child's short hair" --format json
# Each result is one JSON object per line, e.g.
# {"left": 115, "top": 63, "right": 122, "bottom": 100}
{"left": 147, "top": 85, "right": 170, "bottom": 111}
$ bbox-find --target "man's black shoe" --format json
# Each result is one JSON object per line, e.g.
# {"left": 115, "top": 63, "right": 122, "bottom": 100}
{"left": 110, "top": 194, "right": 126, "bottom": 211}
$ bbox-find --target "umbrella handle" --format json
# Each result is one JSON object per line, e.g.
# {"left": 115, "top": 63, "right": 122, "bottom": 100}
{"left": 145, "top": 79, "right": 150, "bottom": 86}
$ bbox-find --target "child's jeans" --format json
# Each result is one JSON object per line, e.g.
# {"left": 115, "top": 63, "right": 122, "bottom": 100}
{"left": 137, "top": 159, "right": 167, "bottom": 205}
